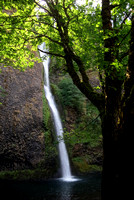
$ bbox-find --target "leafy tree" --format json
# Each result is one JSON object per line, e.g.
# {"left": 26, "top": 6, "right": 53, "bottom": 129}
{"left": 0, "top": 0, "right": 134, "bottom": 199}
{"left": 0, "top": 0, "right": 39, "bottom": 70}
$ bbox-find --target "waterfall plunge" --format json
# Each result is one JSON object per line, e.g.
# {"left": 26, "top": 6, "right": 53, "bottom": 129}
{"left": 39, "top": 43, "right": 74, "bottom": 181}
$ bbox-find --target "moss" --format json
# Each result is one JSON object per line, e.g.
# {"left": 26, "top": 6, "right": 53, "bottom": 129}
{"left": 0, "top": 168, "right": 56, "bottom": 181}
{"left": 72, "top": 156, "right": 102, "bottom": 173}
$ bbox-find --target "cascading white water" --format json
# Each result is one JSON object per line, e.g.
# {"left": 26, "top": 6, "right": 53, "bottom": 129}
{"left": 39, "top": 43, "right": 73, "bottom": 181}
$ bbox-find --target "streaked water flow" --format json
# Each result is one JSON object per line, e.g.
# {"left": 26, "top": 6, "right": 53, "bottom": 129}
{"left": 39, "top": 43, "right": 74, "bottom": 181}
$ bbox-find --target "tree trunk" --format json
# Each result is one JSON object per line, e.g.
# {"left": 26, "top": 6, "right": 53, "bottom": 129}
{"left": 119, "top": 13, "right": 134, "bottom": 199}
{"left": 101, "top": 12, "right": 134, "bottom": 200}
{"left": 101, "top": 86, "right": 122, "bottom": 200}
{"left": 101, "top": 99, "right": 133, "bottom": 200}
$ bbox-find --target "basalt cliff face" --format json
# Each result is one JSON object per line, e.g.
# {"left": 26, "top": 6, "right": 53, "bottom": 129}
{"left": 0, "top": 62, "right": 45, "bottom": 170}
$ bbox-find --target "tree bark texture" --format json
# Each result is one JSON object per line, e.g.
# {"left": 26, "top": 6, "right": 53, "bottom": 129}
{"left": 101, "top": 1, "right": 134, "bottom": 199}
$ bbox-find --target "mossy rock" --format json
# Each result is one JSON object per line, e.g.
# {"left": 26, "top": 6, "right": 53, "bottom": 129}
{"left": 0, "top": 168, "right": 56, "bottom": 181}
{"left": 72, "top": 156, "right": 102, "bottom": 174}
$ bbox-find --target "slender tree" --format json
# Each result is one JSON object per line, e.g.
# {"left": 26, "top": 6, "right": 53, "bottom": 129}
{"left": 0, "top": 0, "right": 134, "bottom": 199}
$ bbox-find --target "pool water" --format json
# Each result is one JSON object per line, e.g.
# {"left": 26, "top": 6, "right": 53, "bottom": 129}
{"left": 1, "top": 172, "right": 101, "bottom": 200}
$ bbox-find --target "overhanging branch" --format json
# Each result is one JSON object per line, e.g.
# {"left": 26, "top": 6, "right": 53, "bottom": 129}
{"left": 34, "top": 0, "right": 52, "bottom": 16}
{"left": 29, "top": 30, "right": 63, "bottom": 46}
{"left": 118, "top": 50, "right": 129, "bottom": 62}
{"left": 119, "top": 11, "right": 132, "bottom": 30}
{"left": 38, "top": 48, "right": 65, "bottom": 58}
{"left": 64, "top": 51, "right": 105, "bottom": 112}
{"left": 118, "top": 29, "right": 131, "bottom": 47}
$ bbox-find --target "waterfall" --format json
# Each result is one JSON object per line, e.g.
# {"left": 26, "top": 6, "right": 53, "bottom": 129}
{"left": 39, "top": 43, "right": 73, "bottom": 181}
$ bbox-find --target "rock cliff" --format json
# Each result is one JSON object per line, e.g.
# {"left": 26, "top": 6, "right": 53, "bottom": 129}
{"left": 0, "top": 62, "right": 45, "bottom": 170}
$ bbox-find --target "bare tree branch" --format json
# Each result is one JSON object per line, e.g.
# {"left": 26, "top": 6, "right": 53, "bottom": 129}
{"left": 118, "top": 50, "right": 129, "bottom": 62}
{"left": 55, "top": 0, "right": 58, "bottom": 5}
{"left": 29, "top": 29, "right": 63, "bottom": 46}
{"left": 42, "top": 35, "right": 63, "bottom": 46}
{"left": 63, "top": 0, "right": 70, "bottom": 21}
{"left": 34, "top": 0, "right": 52, "bottom": 16}
{"left": 36, "top": 20, "right": 58, "bottom": 31}
{"left": 118, "top": 29, "right": 131, "bottom": 47}
{"left": 38, "top": 48, "right": 65, "bottom": 58}
{"left": 119, "top": 11, "right": 132, "bottom": 30}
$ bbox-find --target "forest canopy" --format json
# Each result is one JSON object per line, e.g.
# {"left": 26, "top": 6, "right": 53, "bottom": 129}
{"left": 0, "top": 0, "right": 132, "bottom": 73}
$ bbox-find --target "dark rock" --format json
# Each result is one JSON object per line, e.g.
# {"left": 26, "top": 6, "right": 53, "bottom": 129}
{"left": 0, "top": 62, "right": 45, "bottom": 170}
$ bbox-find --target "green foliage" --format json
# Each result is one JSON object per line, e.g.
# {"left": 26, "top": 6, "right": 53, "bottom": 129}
{"left": 100, "top": 0, "right": 132, "bottom": 80}
{"left": 0, "top": 0, "right": 102, "bottom": 71}
{"left": 0, "top": 85, "right": 6, "bottom": 97}
{"left": 63, "top": 100, "right": 102, "bottom": 173}
{"left": 58, "top": 77, "right": 85, "bottom": 112}
{"left": 0, "top": 168, "right": 55, "bottom": 181}
{"left": 0, "top": 0, "right": 40, "bottom": 69}
{"left": 0, "top": 0, "right": 133, "bottom": 83}
{"left": 64, "top": 102, "right": 101, "bottom": 147}
{"left": 72, "top": 156, "right": 102, "bottom": 173}
{"left": 48, "top": 69, "right": 102, "bottom": 148}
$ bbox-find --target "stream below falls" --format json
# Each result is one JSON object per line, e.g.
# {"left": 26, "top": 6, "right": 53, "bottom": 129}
{"left": 1, "top": 172, "right": 101, "bottom": 200}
